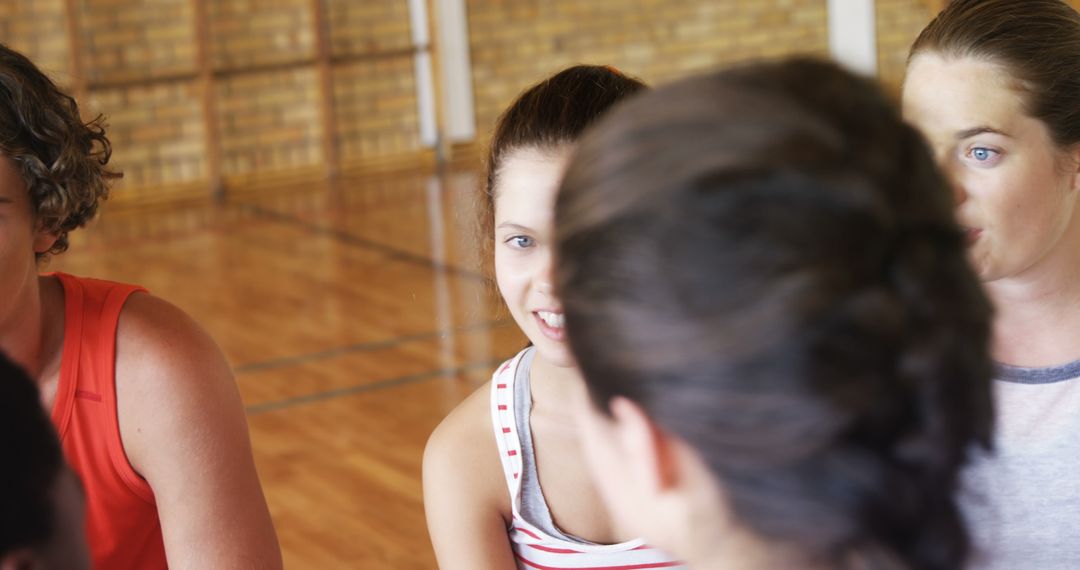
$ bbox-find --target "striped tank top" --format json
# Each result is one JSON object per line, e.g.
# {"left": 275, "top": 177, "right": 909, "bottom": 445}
{"left": 490, "top": 347, "right": 685, "bottom": 570}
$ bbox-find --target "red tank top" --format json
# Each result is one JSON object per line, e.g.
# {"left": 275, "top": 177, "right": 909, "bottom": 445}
{"left": 49, "top": 272, "right": 168, "bottom": 569}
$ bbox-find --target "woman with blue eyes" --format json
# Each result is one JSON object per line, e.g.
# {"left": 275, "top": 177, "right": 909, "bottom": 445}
{"left": 423, "top": 66, "right": 684, "bottom": 569}
{"left": 903, "top": 1, "right": 1080, "bottom": 568}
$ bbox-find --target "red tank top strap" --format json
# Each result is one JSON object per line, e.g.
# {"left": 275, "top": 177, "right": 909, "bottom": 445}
{"left": 52, "top": 276, "right": 139, "bottom": 418}
{"left": 49, "top": 272, "right": 167, "bottom": 569}
{"left": 50, "top": 273, "right": 84, "bottom": 438}
{"left": 53, "top": 272, "right": 151, "bottom": 500}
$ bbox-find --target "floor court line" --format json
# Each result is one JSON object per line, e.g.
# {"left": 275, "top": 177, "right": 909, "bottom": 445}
{"left": 233, "top": 319, "right": 512, "bottom": 374}
{"left": 245, "top": 357, "right": 506, "bottom": 415}
{"left": 239, "top": 202, "right": 486, "bottom": 282}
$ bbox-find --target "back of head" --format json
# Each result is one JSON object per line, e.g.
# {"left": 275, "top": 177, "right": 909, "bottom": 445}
{"left": 556, "top": 58, "right": 994, "bottom": 569}
{"left": 908, "top": 0, "right": 1080, "bottom": 147}
{"left": 0, "top": 43, "right": 117, "bottom": 259}
{"left": 0, "top": 353, "right": 65, "bottom": 559}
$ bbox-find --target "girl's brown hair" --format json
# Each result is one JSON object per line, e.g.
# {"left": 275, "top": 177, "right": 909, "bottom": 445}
{"left": 557, "top": 58, "right": 994, "bottom": 570}
{"left": 480, "top": 65, "right": 646, "bottom": 259}
{"left": 909, "top": 0, "right": 1080, "bottom": 148}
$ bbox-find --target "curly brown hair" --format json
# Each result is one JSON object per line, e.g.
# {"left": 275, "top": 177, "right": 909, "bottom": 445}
{"left": 0, "top": 43, "right": 118, "bottom": 259}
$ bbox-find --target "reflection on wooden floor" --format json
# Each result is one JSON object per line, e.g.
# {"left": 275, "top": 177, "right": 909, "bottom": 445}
{"left": 49, "top": 168, "right": 526, "bottom": 569}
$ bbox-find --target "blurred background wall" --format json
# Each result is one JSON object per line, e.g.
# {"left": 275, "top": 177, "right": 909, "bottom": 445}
{"left": 0, "top": 0, "right": 987, "bottom": 205}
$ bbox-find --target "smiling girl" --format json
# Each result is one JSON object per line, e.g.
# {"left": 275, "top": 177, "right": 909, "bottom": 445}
{"left": 423, "top": 66, "right": 683, "bottom": 569}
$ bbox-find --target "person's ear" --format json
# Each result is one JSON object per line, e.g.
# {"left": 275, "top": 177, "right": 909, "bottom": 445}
{"left": 1065, "top": 143, "right": 1080, "bottom": 195}
{"left": 32, "top": 225, "right": 59, "bottom": 256}
{"left": 608, "top": 396, "right": 680, "bottom": 493}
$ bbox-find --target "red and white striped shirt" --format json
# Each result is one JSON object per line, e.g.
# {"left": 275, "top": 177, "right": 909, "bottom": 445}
{"left": 490, "top": 348, "right": 686, "bottom": 570}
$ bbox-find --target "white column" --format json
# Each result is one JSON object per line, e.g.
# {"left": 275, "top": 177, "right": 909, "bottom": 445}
{"left": 425, "top": 175, "right": 456, "bottom": 371}
{"left": 433, "top": 0, "right": 476, "bottom": 142}
{"left": 827, "top": 0, "right": 877, "bottom": 77}
{"left": 408, "top": 0, "right": 438, "bottom": 147}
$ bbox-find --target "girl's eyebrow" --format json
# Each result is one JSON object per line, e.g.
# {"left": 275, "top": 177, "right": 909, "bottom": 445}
{"left": 497, "top": 222, "right": 534, "bottom": 232}
{"left": 955, "top": 126, "right": 1012, "bottom": 140}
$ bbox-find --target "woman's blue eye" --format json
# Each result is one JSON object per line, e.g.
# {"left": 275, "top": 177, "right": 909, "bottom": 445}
{"left": 971, "top": 147, "right": 997, "bottom": 161}
{"left": 509, "top": 236, "right": 534, "bottom": 248}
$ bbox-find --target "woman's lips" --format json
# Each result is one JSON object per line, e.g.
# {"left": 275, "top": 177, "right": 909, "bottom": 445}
{"left": 533, "top": 310, "right": 565, "bottom": 341}
{"left": 962, "top": 227, "right": 983, "bottom": 245}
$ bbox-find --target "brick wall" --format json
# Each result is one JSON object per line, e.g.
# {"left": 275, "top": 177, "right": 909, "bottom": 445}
{"left": 328, "top": 0, "right": 413, "bottom": 54}
{"left": 876, "top": 0, "right": 934, "bottom": 92}
{"left": 207, "top": 0, "right": 322, "bottom": 179}
{"left": 208, "top": 0, "right": 313, "bottom": 69}
{"left": 0, "top": 0, "right": 70, "bottom": 82}
{"left": 78, "top": 0, "right": 196, "bottom": 85}
{"left": 89, "top": 82, "right": 205, "bottom": 192}
{"left": 328, "top": 0, "right": 422, "bottom": 162}
{"left": 2, "top": 0, "right": 422, "bottom": 200}
{"left": 333, "top": 57, "right": 421, "bottom": 162}
{"left": 217, "top": 67, "right": 323, "bottom": 176}
{"left": 65, "top": 0, "right": 206, "bottom": 199}
{"left": 466, "top": 0, "right": 829, "bottom": 139}
{"left": 7, "top": 0, "right": 1042, "bottom": 203}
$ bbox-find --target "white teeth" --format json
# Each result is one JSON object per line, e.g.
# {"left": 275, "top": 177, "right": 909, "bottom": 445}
{"left": 537, "top": 311, "right": 564, "bottom": 329}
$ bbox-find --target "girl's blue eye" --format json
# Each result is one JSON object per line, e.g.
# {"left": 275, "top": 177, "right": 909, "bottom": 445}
{"left": 970, "top": 147, "right": 997, "bottom": 162}
{"left": 509, "top": 236, "right": 534, "bottom": 249}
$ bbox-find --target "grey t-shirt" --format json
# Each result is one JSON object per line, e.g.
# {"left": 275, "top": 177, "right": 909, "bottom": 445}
{"left": 963, "top": 360, "right": 1080, "bottom": 569}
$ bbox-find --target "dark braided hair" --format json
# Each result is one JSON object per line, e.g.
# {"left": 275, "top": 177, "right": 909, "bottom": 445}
{"left": 556, "top": 58, "right": 994, "bottom": 569}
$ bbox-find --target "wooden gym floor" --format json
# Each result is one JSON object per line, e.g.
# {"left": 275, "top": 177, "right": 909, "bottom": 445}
{"left": 48, "top": 168, "right": 526, "bottom": 569}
